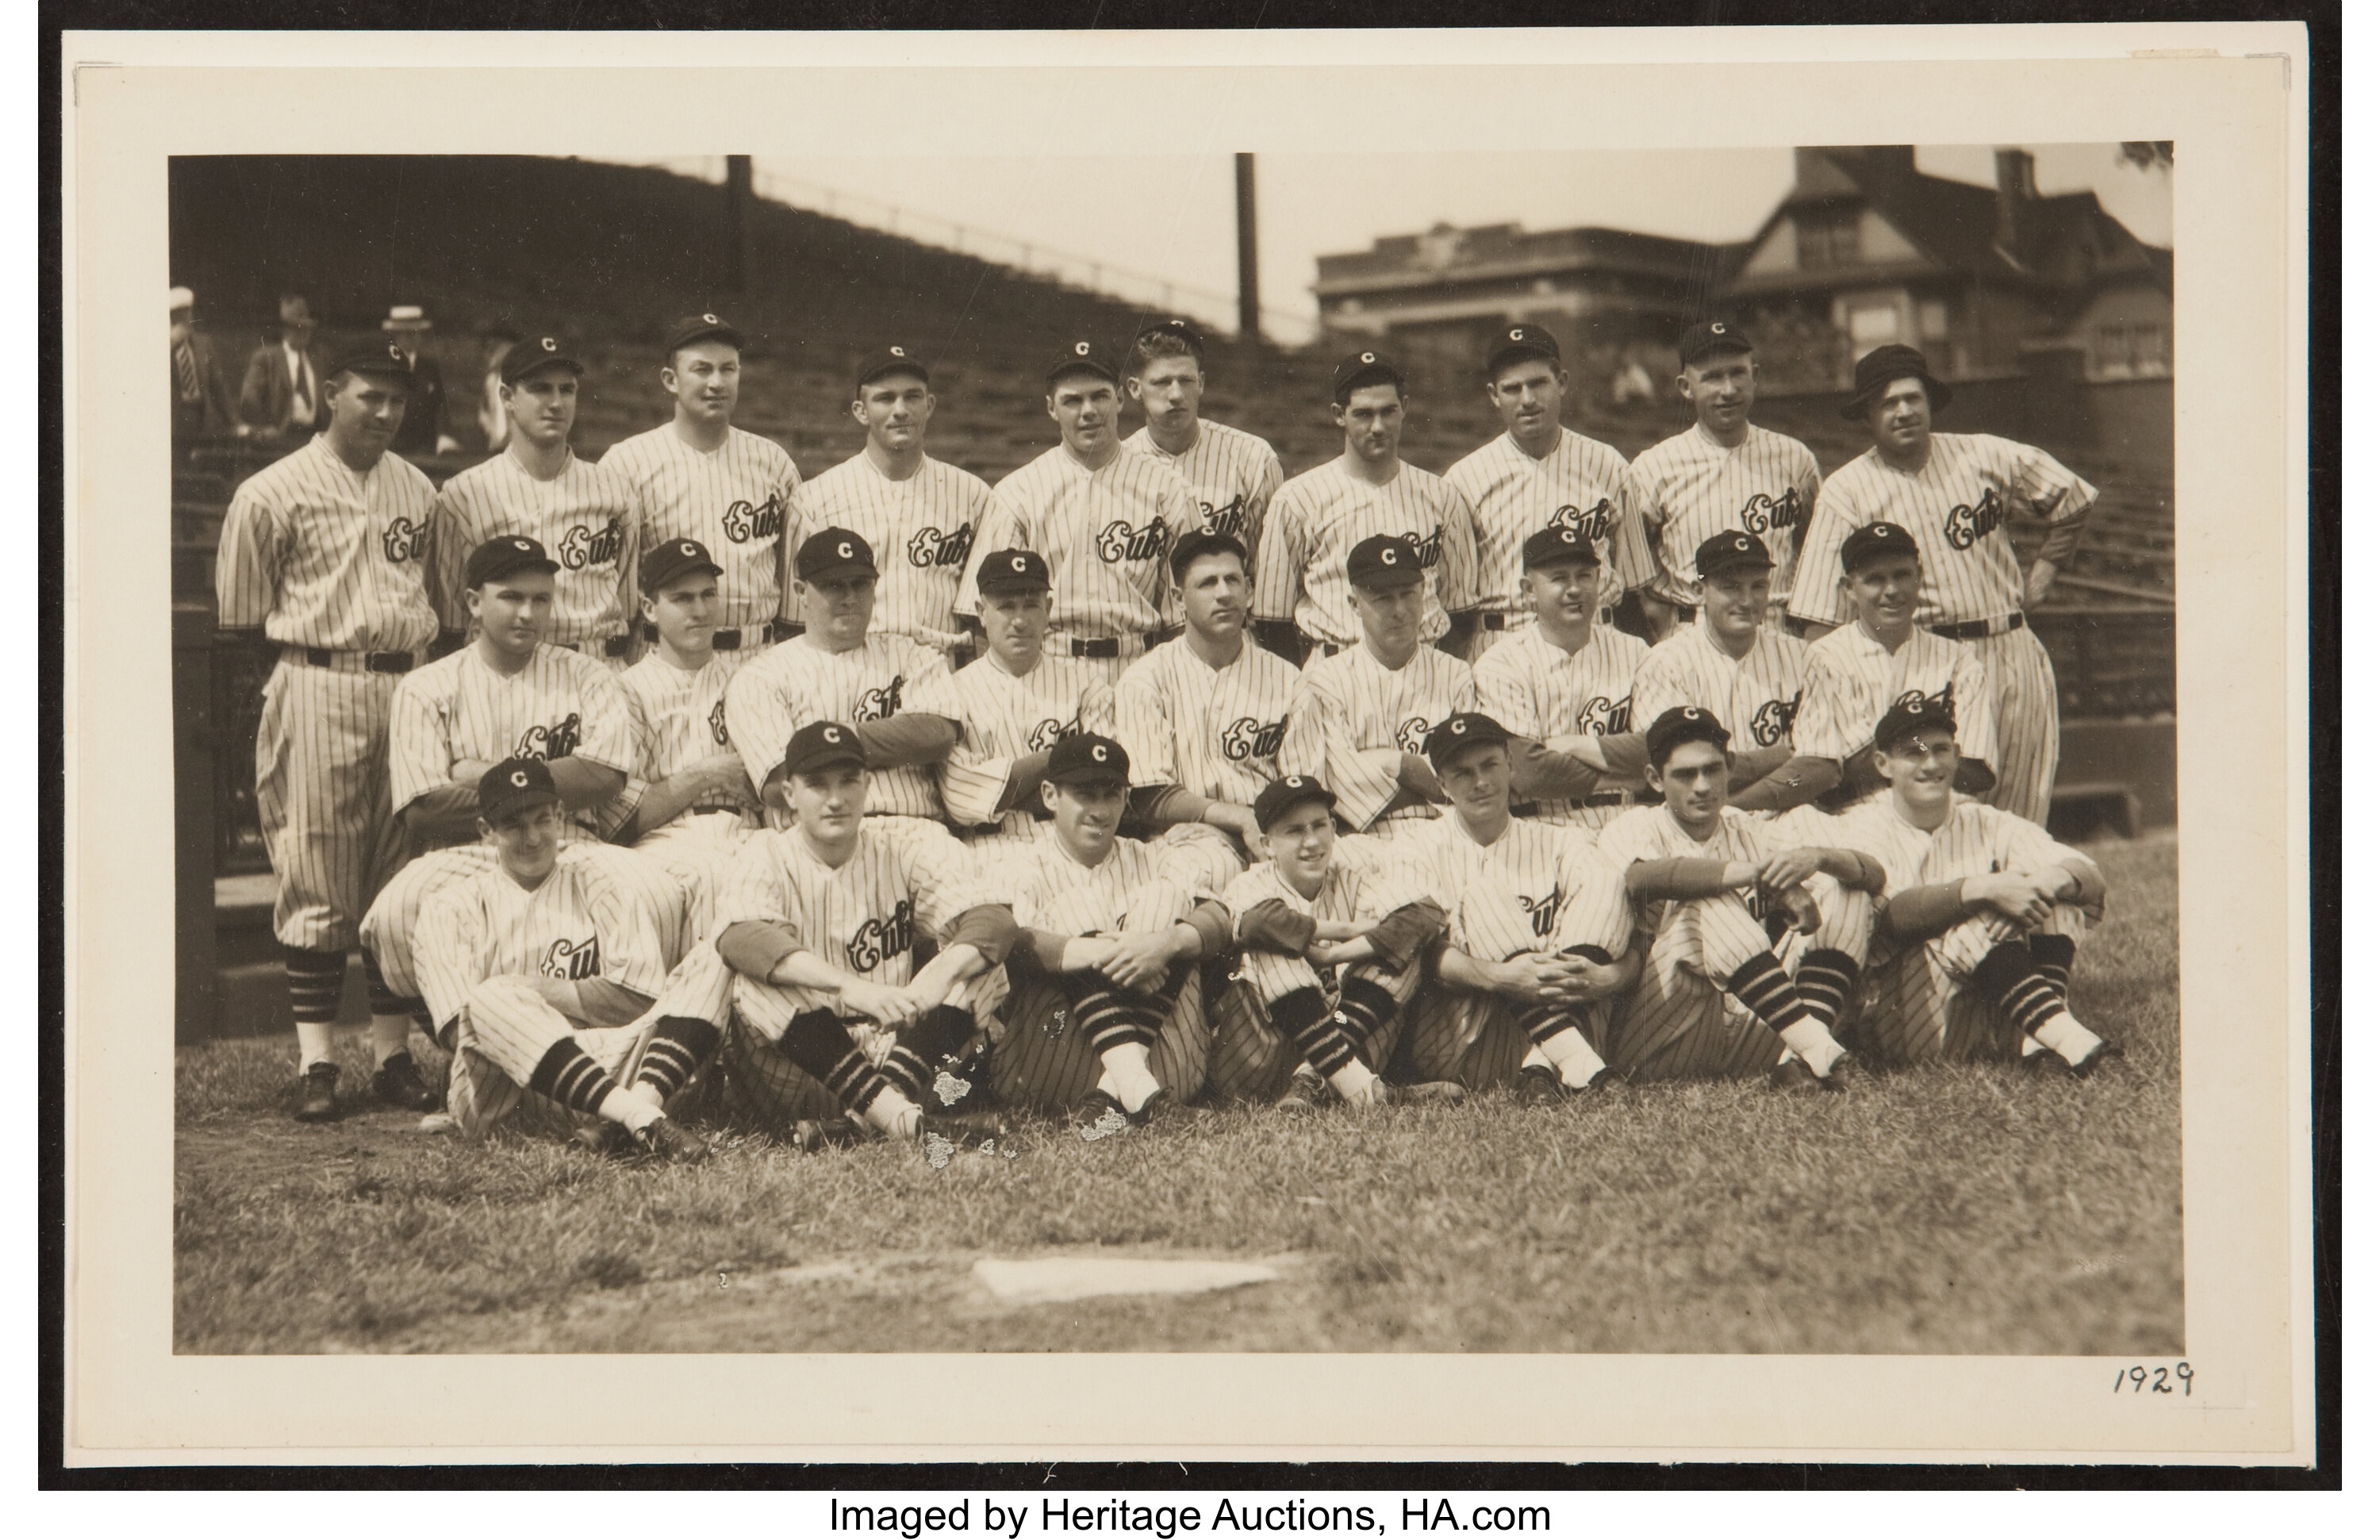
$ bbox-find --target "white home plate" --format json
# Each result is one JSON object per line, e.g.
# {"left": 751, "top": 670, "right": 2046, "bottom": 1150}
{"left": 973, "top": 1258, "right": 1281, "bottom": 1304}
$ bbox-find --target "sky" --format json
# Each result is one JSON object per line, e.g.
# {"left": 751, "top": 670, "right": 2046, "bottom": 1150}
{"left": 639, "top": 145, "right": 2174, "bottom": 344}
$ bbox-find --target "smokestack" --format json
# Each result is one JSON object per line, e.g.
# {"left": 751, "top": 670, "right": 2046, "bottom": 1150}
{"left": 1235, "top": 153, "right": 1261, "bottom": 340}
{"left": 724, "top": 156, "right": 754, "bottom": 293}
{"left": 1994, "top": 148, "right": 2037, "bottom": 252}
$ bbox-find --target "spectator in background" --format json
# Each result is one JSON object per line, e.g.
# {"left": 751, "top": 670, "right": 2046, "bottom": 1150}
{"left": 168, "top": 285, "right": 238, "bottom": 443}
{"left": 238, "top": 294, "right": 329, "bottom": 441}
{"left": 382, "top": 305, "right": 462, "bottom": 457}
{"left": 1610, "top": 356, "right": 1656, "bottom": 409}
{"left": 477, "top": 325, "right": 520, "bottom": 451}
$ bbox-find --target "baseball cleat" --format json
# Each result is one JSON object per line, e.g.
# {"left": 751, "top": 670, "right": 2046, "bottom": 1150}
{"left": 371, "top": 1051, "right": 443, "bottom": 1112}
{"left": 1127, "top": 1088, "right": 1178, "bottom": 1127}
{"left": 1767, "top": 1056, "right": 1827, "bottom": 1094}
{"left": 2063, "top": 1039, "right": 2125, "bottom": 1078}
{"left": 1812, "top": 1050, "right": 1860, "bottom": 1091}
{"left": 572, "top": 1120, "right": 631, "bottom": 1157}
{"left": 789, "top": 1116, "right": 868, "bottom": 1152}
{"left": 633, "top": 1115, "right": 712, "bottom": 1166}
{"left": 1069, "top": 1089, "right": 1135, "bottom": 1139}
{"left": 1514, "top": 1064, "right": 1567, "bottom": 1106}
{"left": 1273, "top": 1069, "right": 1330, "bottom": 1117}
{"left": 292, "top": 1062, "right": 341, "bottom": 1123}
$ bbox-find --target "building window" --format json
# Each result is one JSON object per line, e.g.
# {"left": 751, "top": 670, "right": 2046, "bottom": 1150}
{"left": 1795, "top": 210, "right": 1860, "bottom": 269}
{"left": 1918, "top": 299, "right": 1950, "bottom": 340}
{"left": 2090, "top": 321, "right": 2171, "bottom": 379}
{"left": 1847, "top": 300, "right": 1902, "bottom": 348}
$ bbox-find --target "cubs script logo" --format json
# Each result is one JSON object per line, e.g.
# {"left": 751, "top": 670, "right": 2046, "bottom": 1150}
{"left": 516, "top": 712, "right": 582, "bottom": 761}
{"left": 856, "top": 675, "right": 906, "bottom": 721}
{"left": 1739, "top": 486, "right": 1804, "bottom": 536}
{"left": 907, "top": 521, "right": 975, "bottom": 569}
{"left": 1222, "top": 715, "right": 1288, "bottom": 762}
{"left": 1395, "top": 716, "right": 1431, "bottom": 754}
{"left": 539, "top": 935, "right": 602, "bottom": 981}
{"left": 1199, "top": 493, "right": 1250, "bottom": 540}
{"left": 1749, "top": 691, "right": 1802, "bottom": 748}
{"left": 380, "top": 515, "right": 428, "bottom": 563}
{"left": 1943, "top": 488, "right": 2006, "bottom": 551}
{"left": 846, "top": 899, "right": 916, "bottom": 974}
{"left": 557, "top": 518, "right": 626, "bottom": 571}
{"left": 720, "top": 493, "right": 786, "bottom": 544}
{"left": 1578, "top": 695, "right": 1630, "bottom": 735}
{"left": 708, "top": 697, "right": 729, "bottom": 745}
{"left": 1520, "top": 889, "right": 1560, "bottom": 940}
{"left": 1026, "top": 714, "right": 1081, "bottom": 752}
{"left": 1553, "top": 500, "right": 1614, "bottom": 545}
{"left": 1894, "top": 681, "right": 1956, "bottom": 719}
{"left": 1098, "top": 517, "right": 1172, "bottom": 565}
{"left": 1399, "top": 527, "right": 1446, "bottom": 570}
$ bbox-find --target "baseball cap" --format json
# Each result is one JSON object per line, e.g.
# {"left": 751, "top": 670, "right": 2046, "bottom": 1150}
{"left": 1695, "top": 529, "right": 1774, "bottom": 580}
{"left": 1486, "top": 322, "right": 1561, "bottom": 378}
{"left": 1676, "top": 317, "right": 1754, "bottom": 367}
{"left": 640, "top": 537, "right": 724, "bottom": 594}
{"left": 1423, "top": 712, "right": 1512, "bottom": 770}
{"left": 1043, "top": 732, "right": 1130, "bottom": 787}
{"left": 796, "top": 528, "right": 877, "bottom": 583}
{"left": 1046, "top": 339, "right": 1119, "bottom": 386}
{"left": 1839, "top": 520, "right": 1921, "bottom": 574}
{"left": 478, "top": 756, "right": 561, "bottom": 821}
{"left": 1168, "top": 529, "right": 1248, "bottom": 583}
{"left": 781, "top": 720, "right": 868, "bottom": 778}
{"left": 665, "top": 312, "right": 745, "bottom": 355}
{"left": 1522, "top": 524, "right": 1600, "bottom": 570}
{"left": 976, "top": 548, "right": 1052, "bottom": 597}
{"left": 1135, "top": 317, "right": 1207, "bottom": 361}
{"left": 1331, "top": 348, "right": 1405, "bottom": 404}
{"left": 1346, "top": 534, "right": 1426, "bottom": 591}
{"left": 1252, "top": 774, "right": 1338, "bottom": 833}
{"left": 463, "top": 535, "right": 560, "bottom": 589}
{"left": 1643, "top": 705, "right": 1731, "bottom": 767}
{"left": 1874, "top": 696, "right": 1957, "bottom": 754}
{"left": 855, "top": 344, "right": 928, "bottom": 394}
{"left": 328, "top": 340, "right": 417, "bottom": 382}
{"left": 501, "top": 334, "right": 584, "bottom": 384}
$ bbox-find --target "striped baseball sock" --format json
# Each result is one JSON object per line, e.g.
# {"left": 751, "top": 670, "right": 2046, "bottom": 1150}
{"left": 1974, "top": 942, "right": 2102, "bottom": 1066}
{"left": 1273, "top": 987, "right": 1375, "bottom": 1100}
{"left": 525, "top": 1039, "right": 658, "bottom": 1131}
{"left": 1795, "top": 948, "right": 1860, "bottom": 1032}
{"left": 1334, "top": 977, "right": 1400, "bottom": 1070}
{"left": 1066, "top": 981, "right": 1164, "bottom": 1112}
{"left": 1725, "top": 954, "right": 1842, "bottom": 1077}
{"left": 881, "top": 1006, "right": 975, "bottom": 1104}
{"left": 1509, "top": 1004, "right": 1610, "bottom": 1089}
{"left": 775, "top": 1007, "right": 899, "bottom": 1123}
{"left": 284, "top": 946, "right": 344, "bottom": 1070}
{"left": 633, "top": 1017, "right": 723, "bottom": 1103}
{"left": 2028, "top": 933, "right": 2078, "bottom": 999}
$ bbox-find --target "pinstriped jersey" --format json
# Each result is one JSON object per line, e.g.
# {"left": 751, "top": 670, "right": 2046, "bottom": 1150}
{"left": 955, "top": 444, "right": 1196, "bottom": 643}
{"left": 988, "top": 827, "right": 1211, "bottom": 935}
{"left": 722, "top": 635, "right": 951, "bottom": 818}
{"left": 1598, "top": 805, "right": 1778, "bottom": 930}
{"left": 1796, "top": 622, "right": 1998, "bottom": 774}
{"left": 214, "top": 436, "right": 440, "bottom": 651}
{"left": 1221, "top": 843, "right": 1429, "bottom": 934}
{"left": 1280, "top": 644, "right": 1476, "bottom": 831}
{"left": 791, "top": 451, "right": 990, "bottom": 646}
{"left": 905, "top": 654, "right": 1115, "bottom": 837}
{"left": 616, "top": 651, "right": 763, "bottom": 829}
{"left": 1253, "top": 459, "right": 1482, "bottom": 650}
{"left": 1112, "top": 636, "right": 1299, "bottom": 804}
{"left": 1123, "top": 420, "right": 1284, "bottom": 621}
{"left": 599, "top": 424, "right": 800, "bottom": 632}
{"left": 1633, "top": 621, "right": 1809, "bottom": 752}
{"left": 1626, "top": 423, "right": 1821, "bottom": 609}
{"left": 1406, "top": 812, "right": 1630, "bottom": 960}
{"left": 388, "top": 643, "right": 639, "bottom": 835}
{"left": 1827, "top": 798, "right": 2092, "bottom": 901}
{"left": 1791, "top": 433, "right": 2098, "bottom": 627}
{"left": 414, "top": 845, "right": 670, "bottom": 1035}
{"left": 1472, "top": 624, "right": 1648, "bottom": 740}
{"left": 430, "top": 450, "right": 645, "bottom": 646}
{"left": 1444, "top": 429, "right": 1656, "bottom": 619}
{"left": 716, "top": 821, "right": 991, "bottom": 983}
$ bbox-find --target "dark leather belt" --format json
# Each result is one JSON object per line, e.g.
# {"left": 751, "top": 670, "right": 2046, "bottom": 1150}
{"left": 1481, "top": 613, "right": 1511, "bottom": 632}
{"left": 642, "top": 624, "right": 756, "bottom": 650}
{"left": 298, "top": 647, "right": 414, "bottom": 674}
{"left": 1069, "top": 637, "right": 1121, "bottom": 659}
{"left": 1316, "top": 641, "right": 1345, "bottom": 658}
{"left": 1930, "top": 613, "right": 2025, "bottom": 641}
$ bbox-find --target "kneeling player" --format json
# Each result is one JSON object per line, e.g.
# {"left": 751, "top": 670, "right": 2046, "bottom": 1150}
{"left": 1599, "top": 707, "right": 1881, "bottom": 1089}
{"left": 1834, "top": 699, "right": 2117, "bottom": 1072}
{"left": 1211, "top": 774, "right": 1460, "bottom": 1112}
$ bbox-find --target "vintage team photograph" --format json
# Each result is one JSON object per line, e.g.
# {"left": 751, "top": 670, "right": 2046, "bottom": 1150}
{"left": 165, "top": 138, "right": 2182, "bottom": 1358}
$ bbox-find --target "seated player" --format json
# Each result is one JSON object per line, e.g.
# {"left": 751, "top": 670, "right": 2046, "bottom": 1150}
{"left": 1114, "top": 532, "right": 1300, "bottom": 892}
{"left": 1399, "top": 714, "right": 1641, "bottom": 1100}
{"left": 412, "top": 758, "right": 712, "bottom": 1164}
{"left": 1599, "top": 707, "right": 1881, "bottom": 1089}
{"left": 1279, "top": 534, "right": 1478, "bottom": 854}
{"left": 981, "top": 733, "right": 1236, "bottom": 1131}
{"left": 1209, "top": 774, "right": 1461, "bottom": 1112}
{"left": 1832, "top": 698, "right": 2117, "bottom": 1073}
{"left": 712, "top": 721, "right": 1015, "bottom": 1145}
{"left": 1794, "top": 521, "right": 1998, "bottom": 810}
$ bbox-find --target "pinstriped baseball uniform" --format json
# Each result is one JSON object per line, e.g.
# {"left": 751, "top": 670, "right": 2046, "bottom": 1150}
{"left": 905, "top": 654, "right": 1115, "bottom": 845}
{"left": 1796, "top": 623, "right": 1998, "bottom": 797}
{"left": 1113, "top": 636, "right": 1300, "bottom": 805}
{"left": 214, "top": 435, "right": 441, "bottom": 952}
{"left": 429, "top": 450, "right": 644, "bottom": 654}
{"left": 1444, "top": 429, "right": 1656, "bottom": 628}
{"left": 1472, "top": 624, "right": 1649, "bottom": 833}
{"left": 1791, "top": 435, "right": 2096, "bottom": 824}
{"left": 790, "top": 451, "right": 989, "bottom": 648}
{"left": 599, "top": 424, "right": 800, "bottom": 637}
{"left": 954, "top": 444, "right": 1196, "bottom": 665}
{"left": 612, "top": 651, "right": 762, "bottom": 935}
{"left": 1626, "top": 423, "right": 1820, "bottom": 609}
{"left": 1280, "top": 644, "right": 1476, "bottom": 837}
{"left": 723, "top": 636, "right": 951, "bottom": 820}
{"left": 1218, "top": 845, "right": 1430, "bottom": 1005}
{"left": 388, "top": 644, "right": 639, "bottom": 835}
{"left": 1829, "top": 797, "right": 2095, "bottom": 1064}
{"left": 1633, "top": 621, "right": 1809, "bottom": 754}
{"left": 1123, "top": 420, "right": 1284, "bottom": 625}
{"left": 1253, "top": 459, "right": 1482, "bottom": 651}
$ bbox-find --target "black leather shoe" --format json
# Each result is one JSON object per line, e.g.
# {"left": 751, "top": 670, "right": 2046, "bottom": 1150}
{"left": 293, "top": 1062, "right": 340, "bottom": 1123}
{"left": 634, "top": 1116, "right": 712, "bottom": 1166}
{"left": 372, "top": 1051, "right": 443, "bottom": 1112}
{"left": 1514, "top": 1064, "right": 1566, "bottom": 1106}
{"left": 2065, "top": 1039, "right": 2126, "bottom": 1078}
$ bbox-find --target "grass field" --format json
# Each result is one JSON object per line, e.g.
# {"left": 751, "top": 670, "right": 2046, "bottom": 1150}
{"left": 174, "top": 833, "right": 2182, "bottom": 1357}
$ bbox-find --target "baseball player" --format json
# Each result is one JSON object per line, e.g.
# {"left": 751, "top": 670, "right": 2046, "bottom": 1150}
{"left": 214, "top": 340, "right": 443, "bottom": 1121}
{"left": 1829, "top": 698, "right": 2116, "bottom": 1073}
{"left": 600, "top": 313, "right": 801, "bottom": 675}
{"left": 789, "top": 344, "right": 991, "bottom": 655}
{"left": 1442, "top": 323, "right": 1656, "bottom": 652}
{"left": 1790, "top": 344, "right": 2095, "bottom": 824}
{"left": 1210, "top": 774, "right": 1461, "bottom": 1112}
{"left": 954, "top": 340, "right": 1197, "bottom": 682}
{"left": 1278, "top": 535, "right": 1479, "bottom": 854}
{"left": 1395, "top": 714, "right": 1638, "bottom": 1100}
{"left": 1794, "top": 520, "right": 1998, "bottom": 811}
{"left": 411, "top": 757, "right": 712, "bottom": 1162}
{"left": 1597, "top": 707, "right": 1880, "bottom": 1089}
{"left": 428, "top": 335, "right": 644, "bottom": 667}
{"left": 1252, "top": 349, "right": 1481, "bottom": 664}
{"left": 712, "top": 720, "right": 1015, "bottom": 1144}
{"left": 979, "top": 733, "right": 1236, "bottom": 1129}
{"left": 1120, "top": 318, "right": 1285, "bottom": 591}
{"left": 1626, "top": 319, "right": 1821, "bottom": 640}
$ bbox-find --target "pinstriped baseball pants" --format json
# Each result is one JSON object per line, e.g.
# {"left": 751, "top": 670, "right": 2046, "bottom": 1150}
{"left": 253, "top": 661, "right": 412, "bottom": 951}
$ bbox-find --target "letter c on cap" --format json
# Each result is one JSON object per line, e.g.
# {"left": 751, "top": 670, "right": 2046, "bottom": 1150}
{"left": 1360, "top": 352, "right": 1376, "bottom": 364}
{"left": 702, "top": 313, "right": 719, "bottom": 325}
{"left": 1092, "top": 744, "right": 1108, "bottom": 761}
{"left": 838, "top": 542, "right": 853, "bottom": 559}
{"left": 510, "top": 770, "right": 528, "bottom": 788}
{"left": 540, "top": 337, "right": 555, "bottom": 351}
{"left": 1510, "top": 328, "right": 1525, "bottom": 341}
{"left": 1452, "top": 720, "right": 1468, "bottom": 735}
{"left": 1012, "top": 556, "right": 1027, "bottom": 572}
{"left": 825, "top": 728, "right": 843, "bottom": 743}
{"left": 1074, "top": 341, "right": 1090, "bottom": 356}
{"left": 890, "top": 345, "right": 905, "bottom": 357}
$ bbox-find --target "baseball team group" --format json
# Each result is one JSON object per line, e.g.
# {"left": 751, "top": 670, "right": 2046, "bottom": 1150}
{"left": 209, "top": 305, "right": 2124, "bottom": 1165}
